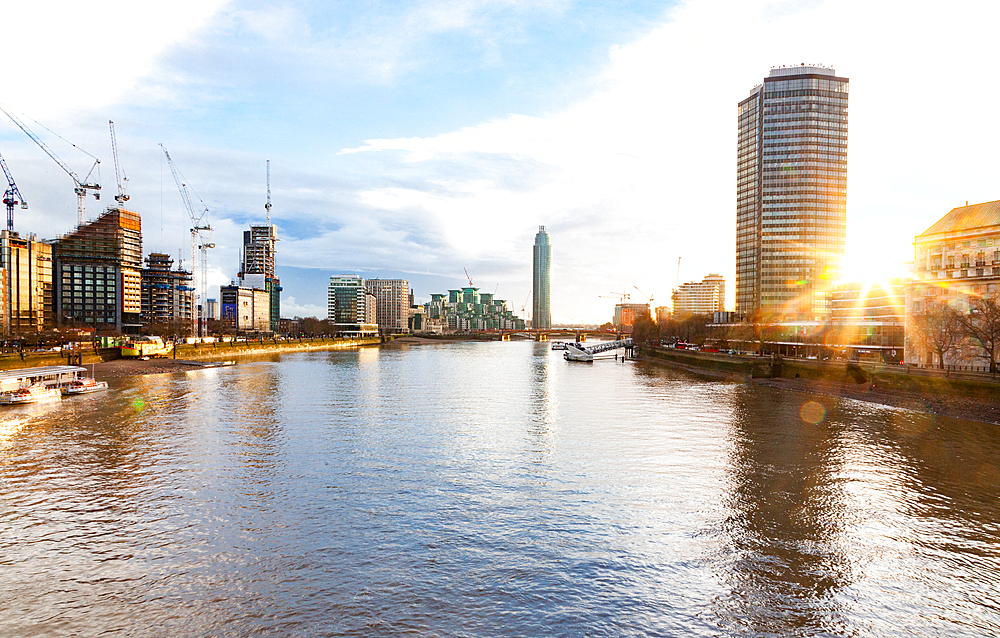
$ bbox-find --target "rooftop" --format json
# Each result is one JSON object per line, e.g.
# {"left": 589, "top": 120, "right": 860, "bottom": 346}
{"left": 768, "top": 64, "right": 836, "bottom": 78}
{"left": 919, "top": 199, "right": 1000, "bottom": 236}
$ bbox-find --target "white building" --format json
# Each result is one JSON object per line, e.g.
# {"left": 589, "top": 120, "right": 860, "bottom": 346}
{"left": 672, "top": 274, "right": 726, "bottom": 318}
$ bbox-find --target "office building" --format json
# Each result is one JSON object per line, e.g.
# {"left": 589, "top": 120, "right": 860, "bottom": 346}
{"left": 532, "top": 226, "right": 551, "bottom": 329}
{"left": 140, "top": 253, "right": 194, "bottom": 333}
{"left": 1, "top": 231, "right": 53, "bottom": 336}
{"left": 671, "top": 274, "right": 726, "bottom": 318}
{"left": 205, "top": 298, "right": 218, "bottom": 321}
{"left": 365, "top": 278, "right": 409, "bottom": 333}
{"left": 239, "top": 224, "right": 280, "bottom": 332}
{"left": 736, "top": 65, "right": 848, "bottom": 321}
{"left": 905, "top": 199, "right": 1000, "bottom": 367}
{"left": 52, "top": 207, "right": 142, "bottom": 332}
{"left": 328, "top": 275, "right": 376, "bottom": 323}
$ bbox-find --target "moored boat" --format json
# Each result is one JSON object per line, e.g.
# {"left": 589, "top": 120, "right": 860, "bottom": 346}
{"left": 551, "top": 342, "right": 568, "bottom": 350}
{"left": 1, "top": 383, "right": 61, "bottom": 405}
{"left": 61, "top": 378, "right": 109, "bottom": 396}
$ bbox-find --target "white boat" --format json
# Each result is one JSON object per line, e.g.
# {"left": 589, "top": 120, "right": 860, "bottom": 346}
{"left": 1, "top": 383, "right": 61, "bottom": 405}
{"left": 61, "top": 378, "right": 109, "bottom": 396}
{"left": 551, "top": 342, "right": 568, "bottom": 350}
{"left": 564, "top": 338, "right": 633, "bottom": 363}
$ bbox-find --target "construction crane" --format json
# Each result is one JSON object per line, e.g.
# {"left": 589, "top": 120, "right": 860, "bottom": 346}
{"left": 1, "top": 107, "right": 100, "bottom": 226}
{"left": 0, "top": 150, "right": 27, "bottom": 232}
{"left": 108, "top": 120, "right": 128, "bottom": 204}
{"left": 159, "top": 143, "right": 211, "bottom": 336}
{"left": 522, "top": 291, "right": 530, "bottom": 320}
{"left": 199, "top": 241, "right": 216, "bottom": 336}
{"left": 464, "top": 267, "right": 474, "bottom": 287}
{"left": 265, "top": 159, "right": 271, "bottom": 224}
{"left": 674, "top": 256, "right": 682, "bottom": 290}
{"left": 634, "top": 285, "right": 654, "bottom": 307}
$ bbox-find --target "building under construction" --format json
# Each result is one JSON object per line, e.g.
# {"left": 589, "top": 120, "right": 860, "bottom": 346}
{"left": 238, "top": 224, "right": 280, "bottom": 332}
{"left": 140, "top": 252, "right": 193, "bottom": 334}
{"left": 52, "top": 207, "right": 142, "bottom": 333}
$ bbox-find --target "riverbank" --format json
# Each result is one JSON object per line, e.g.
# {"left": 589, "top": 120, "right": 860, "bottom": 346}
{"left": 636, "top": 345, "right": 1000, "bottom": 425}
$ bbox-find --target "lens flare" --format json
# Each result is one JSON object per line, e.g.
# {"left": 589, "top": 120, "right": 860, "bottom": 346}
{"left": 799, "top": 400, "right": 826, "bottom": 424}
{"left": 132, "top": 398, "right": 146, "bottom": 412}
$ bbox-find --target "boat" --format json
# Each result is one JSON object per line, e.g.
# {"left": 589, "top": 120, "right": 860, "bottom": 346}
{"left": 120, "top": 336, "right": 171, "bottom": 359}
{"left": 61, "top": 378, "right": 109, "bottom": 396}
{"left": 551, "top": 342, "right": 568, "bottom": 350}
{"left": 1, "top": 383, "right": 61, "bottom": 405}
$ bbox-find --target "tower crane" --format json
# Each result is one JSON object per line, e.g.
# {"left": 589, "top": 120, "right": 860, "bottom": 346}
{"left": 464, "top": 267, "right": 474, "bottom": 287}
{"left": 1, "top": 107, "right": 100, "bottom": 226}
{"left": 634, "top": 285, "right": 654, "bottom": 307}
{"left": 159, "top": 143, "right": 211, "bottom": 337}
{"left": 108, "top": 120, "right": 128, "bottom": 204}
{"left": 265, "top": 159, "right": 271, "bottom": 225}
{"left": 0, "top": 150, "right": 27, "bottom": 232}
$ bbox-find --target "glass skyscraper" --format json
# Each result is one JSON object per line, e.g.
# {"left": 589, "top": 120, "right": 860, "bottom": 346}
{"left": 736, "top": 65, "right": 848, "bottom": 321}
{"left": 532, "top": 226, "right": 551, "bottom": 329}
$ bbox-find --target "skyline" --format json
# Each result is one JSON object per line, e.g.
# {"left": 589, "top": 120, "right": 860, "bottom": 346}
{"left": 3, "top": 0, "right": 1000, "bottom": 324}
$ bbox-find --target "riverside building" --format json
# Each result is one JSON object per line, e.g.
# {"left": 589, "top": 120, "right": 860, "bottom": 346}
{"left": 140, "top": 253, "right": 194, "bottom": 334}
{"left": 365, "top": 278, "right": 409, "bottom": 334}
{"left": 532, "top": 226, "right": 551, "bottom": 329}
{"left": 0, "top": 230, "right": 52, "bottom": 336}
{"left": 327, "top": 275, "right": 378, "bottom": 336}
{"left": 422, "top": 287, "right": 525, "bottom": 333}
{"left": 905, "top": 199, "right": 1000, "bottom": 367}
{"left": 52, "top": 207, "right": 142, "bottom": 333}
{"left": 736, "top": 65, "right": 848, "bottom": 321}
{"left": 671, "top": 274, "right": 726, "bottom": 318}
{"left": 239, "top": 224, "right": 280, "bottom": 332}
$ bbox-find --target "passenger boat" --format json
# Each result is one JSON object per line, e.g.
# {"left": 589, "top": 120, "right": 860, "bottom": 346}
{"left": 551, "top": 342, "right": 568, "bottom": 350}
{"left": 120, "top": 336, "right": 171, "bottom": 359}
{"left": 0, "top": 383, "right": 61, "bottom": 405}
{"left": 61, "top": 378, "right": 109, "bottom": 396}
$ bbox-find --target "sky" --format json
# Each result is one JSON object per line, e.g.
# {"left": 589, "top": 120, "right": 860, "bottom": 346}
{"left": 2, "top": 0, "right": 999, "bottom": 324}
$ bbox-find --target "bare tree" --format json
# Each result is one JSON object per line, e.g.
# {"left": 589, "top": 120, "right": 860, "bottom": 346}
{"left": 631, "top": 313, "right": 658, "bottom": 345}
{"left": 912, "top": 302, "right": 963, "bottom": 369}
{"left": 959, "top": 296, "right": 1000, "bottom": 373}
{"left": 749, "top": 308, "right": 780, "bottom": 354}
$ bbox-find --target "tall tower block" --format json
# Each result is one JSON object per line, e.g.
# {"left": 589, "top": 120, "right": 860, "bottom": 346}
{"left": 532, "top": 225, "right": 551, "bottom": 329}
{"left": 736, "top": 65, "right": 848, "bottom": 321}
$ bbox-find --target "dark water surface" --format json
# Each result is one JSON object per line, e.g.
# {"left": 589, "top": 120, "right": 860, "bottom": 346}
{"left": 2, "top": 341, "right": 1000, "bottom": 636}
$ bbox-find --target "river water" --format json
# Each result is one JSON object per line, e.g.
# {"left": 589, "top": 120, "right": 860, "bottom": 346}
{"left": 2, "top": 341, "right": 1000, "bottom": 636}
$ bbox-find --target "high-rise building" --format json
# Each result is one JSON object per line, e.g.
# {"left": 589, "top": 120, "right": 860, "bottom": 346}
{"left": 140, "top": 253, "right": 194, "bottom": 333}
{"left": 532, "top": 225, "right": 551, "bottom": 329}
{"left": 52, "top": 207, "right": 142, "bottom": 332}
{"left": 328, "top": 275, "right": 375, "bottom": 324}
{"left": 239, "top": 224, "right": 280, "bottom": 332}
{"left": 736, "top": 65, "right": 848, "bottom": 321}
{"left": 671, "top": 274, "right": 726, "bottom": 318}
{"left": 1, "top": 231, "right": 53, "bottom": 336}
{"left": 365, "top": 278, "right": 409, "bottom": 333}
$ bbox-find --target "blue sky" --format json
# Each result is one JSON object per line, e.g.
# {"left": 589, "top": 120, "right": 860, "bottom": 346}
{"left": 4, "top": 0, "right": 1000, "bottom": 322}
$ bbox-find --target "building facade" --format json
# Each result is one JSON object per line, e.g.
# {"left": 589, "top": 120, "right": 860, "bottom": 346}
{"left": 613, "top": 302, "right": 650, "bottom": 333}
{"left": 328, "top": 275, "right": 375, "bottom": 324}
{"left": 140, "top": 253, "right": 194, "bottom": 334}
{"left": 736, "top": 65, "right": 848, "bottom": 321}
{"left": 220, "top": 283, "right": 271, "bottom": 333}
{"left": 422, "top": 287, "right": 525, "bottom": 333}
{"left": 365, "top": 278, "right": 409, "bottom": 333}
{"left": 52, "top": 207, "right": 142, "bottom": 333}
{"left": 532, "top": 226, "right": 551, "bottom": 329}
{"left": 671, "top": 274, "right": 726, "bottom": 318}
{"left": 905, "top": 200, "right": 1000, "bottom": 367}
{"left": 1, "top": 231, "right": 53, "bottom": 336}
{"left": 239, "top": 224, "right": 280, "bottom": 332}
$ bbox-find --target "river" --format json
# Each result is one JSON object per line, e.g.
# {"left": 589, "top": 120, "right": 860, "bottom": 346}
{"left": 2, "top": 341, "right": 999, "bottom": 636}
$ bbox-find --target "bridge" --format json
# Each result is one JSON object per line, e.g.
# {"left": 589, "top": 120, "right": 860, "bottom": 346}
{"left": 497, "top": 328, "right": 614, "bottom": 342}
{"left": 564, "top": 338, "right": 633, "bottom": 362}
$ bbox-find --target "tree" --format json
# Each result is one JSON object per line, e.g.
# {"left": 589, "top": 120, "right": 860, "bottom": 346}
{"left": 912, "top": 302, "right": 963, "bottom": 369}
{"left": 749, "top": 308, "right": 780, "bottom": 354}
{"left": 959, "top": 296, "right": 1000, "bottom": 373}
{"left": 631, "top": 313, "right": 657, "bottom": 345}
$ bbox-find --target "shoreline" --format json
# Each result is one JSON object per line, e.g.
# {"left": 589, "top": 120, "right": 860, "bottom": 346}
{"left": 634, "top": 352, "right": 1000, "bottom": 425}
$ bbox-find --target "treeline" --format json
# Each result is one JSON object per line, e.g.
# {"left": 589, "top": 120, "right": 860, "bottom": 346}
{"left": 910, "top": 297, "right": 1000, "bottom": 371}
